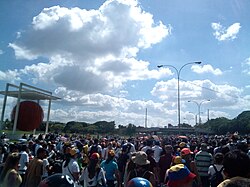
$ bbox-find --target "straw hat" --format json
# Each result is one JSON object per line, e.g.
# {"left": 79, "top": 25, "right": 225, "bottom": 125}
{"left": 131, "top": 151, "right": 150, "bottom": 166}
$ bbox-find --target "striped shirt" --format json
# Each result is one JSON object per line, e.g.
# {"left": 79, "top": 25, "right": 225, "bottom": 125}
{"left": 195, "top": 151, "right": 213, "bottom": 176}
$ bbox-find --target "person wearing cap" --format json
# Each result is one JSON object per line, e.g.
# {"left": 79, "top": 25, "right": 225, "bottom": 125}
{"left": 125, "top": 151, "right": 156, "bottom": 187}
{"left": 164, "top": 156, "right": 186, "bottom": 183}
{"left": 171, "top": 156, "right": 186, "bottom": 166}
{"left": 181, "top": 148, "right": 201, "bottom": 187}
{"left": 179, "top": 142, "right": 187, "bottom": 149}
{"left": 62, "top": 147, "right": 80, "bottom": 184}
{"left": 100, "top": 150, "right": 121, "bottom": 187}
{"left": 80, "top": 152, "right": 107, "bottom": 187}
{"left": 166, "top": 164, "right": 196, "bottom": 187}
{"left": 194, "top": 143, "right": 213, "bottom": 187}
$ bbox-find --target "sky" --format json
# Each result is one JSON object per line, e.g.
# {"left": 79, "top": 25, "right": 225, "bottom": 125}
{"left": 0, "top": 0, "right": 250, "bottom": 128}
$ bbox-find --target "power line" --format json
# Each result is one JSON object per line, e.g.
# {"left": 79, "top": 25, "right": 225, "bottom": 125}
{"left": 180, "top": 78, "right": 245, "bottom": 100}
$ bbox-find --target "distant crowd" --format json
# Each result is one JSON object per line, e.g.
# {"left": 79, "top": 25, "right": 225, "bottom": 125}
{"left": 0, "top": 132, "right": 249, "bottom": 187}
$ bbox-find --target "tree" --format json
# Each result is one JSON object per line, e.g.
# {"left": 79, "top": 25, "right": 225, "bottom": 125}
{"left": 3, "top": 119, "right": 13, "bottom": 130}
{"left": 126, "top": 123, "right": 136, "bottom": 136}
{"left": 199, "top": 111, "right": 250, "bottom": 134}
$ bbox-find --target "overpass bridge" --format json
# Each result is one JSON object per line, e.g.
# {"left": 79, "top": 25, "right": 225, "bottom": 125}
{"left": 135, "top": 127, "right": 212, "bottom": 135}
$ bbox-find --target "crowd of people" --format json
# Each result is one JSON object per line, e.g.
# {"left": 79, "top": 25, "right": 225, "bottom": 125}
{"left": 0, "top": 132, "right": 249, "bottom": 187}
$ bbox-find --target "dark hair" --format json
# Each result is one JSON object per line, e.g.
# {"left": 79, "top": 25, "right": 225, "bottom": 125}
{"left": 37, "top": 147, "right": 46, "bottom": 155}
{"left": 223, "top": 149, "right": 250, "bottom": 178}
{"left": 105, "top": 151, "right": 115, "bottom": 164}
{"left": 214, "top": 153, "right": 224, "bottom": 164}
{"left": 87, "top": 158, "right": 100, "bottom": 179}
{"left": 21, "top": 144, "right": 27, "bottom": 152}
{"left": 94, "top": 139, "right": 99, "bottom": 144}
{"left": 63, "top": 153, "right": 71, "bottom": 168}
{"left": 221, "top": 145, "right": 230, "bottom": 155}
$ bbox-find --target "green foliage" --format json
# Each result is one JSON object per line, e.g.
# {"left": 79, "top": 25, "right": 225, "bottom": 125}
{"left": 2, "top": 119, "right": 136, "bottom": 136}
{"left": 180, "top": 123, "right": 192, "bottom": 128}
{"left": 201, "top": 111, "right": 250, "bottom": 134}
{"left": 62, "top": 121, "right": 116, "bottom": 134}
{"left": 3, "top": 119, "right": 13, "bottom": 129}
{"left": 5, "top": 111, "right": 250, "bottom": 135}
{"left": 125, "top": 123, "right": 137, "bottom": 136}
{"left": 50, "top": 123, "right": 65, "bottom": 132}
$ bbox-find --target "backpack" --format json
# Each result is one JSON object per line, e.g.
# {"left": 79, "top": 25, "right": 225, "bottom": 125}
{"left": 129, "top": 169, "right": 152, "bottom": 181}
{"left": 210, "top": 165, "right": 224, "bottom": 187}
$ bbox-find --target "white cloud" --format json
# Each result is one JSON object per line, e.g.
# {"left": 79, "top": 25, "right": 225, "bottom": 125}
{"left": 51, "top": 87, "right": 174, "bottom": 127}
{"left": 242, "top": 57, "right": 250, "bottom": 75}
{"left": 191, "top": 64, "right": 223, "bottom": 75}
{"left": 152, "top": 78, "right": 245, "bottom": 111}
{"left": 8, "top": 43, "right": 38, "bottom": 60}
{"left": 0, "top": 70, "right": 20, "bottom": 82}
{"left": 48, "top": 78, "right": 247, "bottom": 126}
{"left": 8, "top": 0, "right": 170, "bottom": 94}
{"left": 211, "top": 22, "right": 241, "bottom": 41}
{"left": 0, "top": 49, "right": 3, "bottom": 55}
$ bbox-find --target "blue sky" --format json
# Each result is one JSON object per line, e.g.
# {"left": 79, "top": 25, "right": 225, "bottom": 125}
{"left": 0, "top": 0, "right": 250, "bottom": 127}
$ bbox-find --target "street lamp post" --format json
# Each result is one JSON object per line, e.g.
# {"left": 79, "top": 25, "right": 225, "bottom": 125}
{"left": 157, "top": 61, "right": 201, "bottom": 131}
{"left": 189, "top": 111, "right": 203, "bottom": 126}
{"left": 188, "top": 99, "right": 210, "bottom": 125}
{"left": 189, "top": 112, "right": 198, "bottom": 126}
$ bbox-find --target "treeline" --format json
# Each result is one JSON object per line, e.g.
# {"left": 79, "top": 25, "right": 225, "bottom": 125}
{"left": 197, "top": 111, "right": 250, "bottom": 134}
{"left": 42, "top": 110, "right": 250, "bottom": 135}
{"left": 3, "top": 111, "right": 250, "bottom": 135}
{"left": 38, "top": 121, "right": 137, "bottom": 136}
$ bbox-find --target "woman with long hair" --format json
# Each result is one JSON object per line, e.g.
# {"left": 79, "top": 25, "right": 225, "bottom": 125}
{"left": 80, "top": 153, "right": 106, "bottom": 187}
{"left": 101, "top": 150, "right": 121, "bottom": 187}
{"left": 62, "top": 147, "right": 80, "bottom": 183}
{"left": 0, "top": 152, "right": 22, "bottom": 187}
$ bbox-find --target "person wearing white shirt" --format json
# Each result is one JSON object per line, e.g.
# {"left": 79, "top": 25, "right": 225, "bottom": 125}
{"left": 152, "top": 141, "right": 163, "bottom": 163}
{"left": 62, "top": 147, "right": 80, "bottom": 183}
{"left": 19, "top": 145, "right": 29, "bottom": 180}
{"left": 88, "top": 139, "right": 102, "bottom": 158}
{"left": 141, "top": 140, "right": 153, "bottom": 154}
{"left": 103, "top": 142, "right": 114, "bottom": 160}
{"left": 122, "top": 139, "right": 136, "bottom": 157}
{"left": 42, "top": 157, "right": 50, "bottom": 179}
{"left": 35, "top": 142, "right": 42, "bottom": 156}
{"left": 208, "top": 153, "right": 225, "bottom": 179}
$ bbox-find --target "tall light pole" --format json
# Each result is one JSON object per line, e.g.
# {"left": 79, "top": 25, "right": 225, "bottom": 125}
{"left": 188, "top": 99, "right": 210, "bottom": 125}
{"left": 189, "top": 111, "right": 203, "bottom": 126}
{"left": 189, "top": 112, "right": 198, "bottom": 126}
{"left": 157, "top": 62, "right": 201, "bottom": 131}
